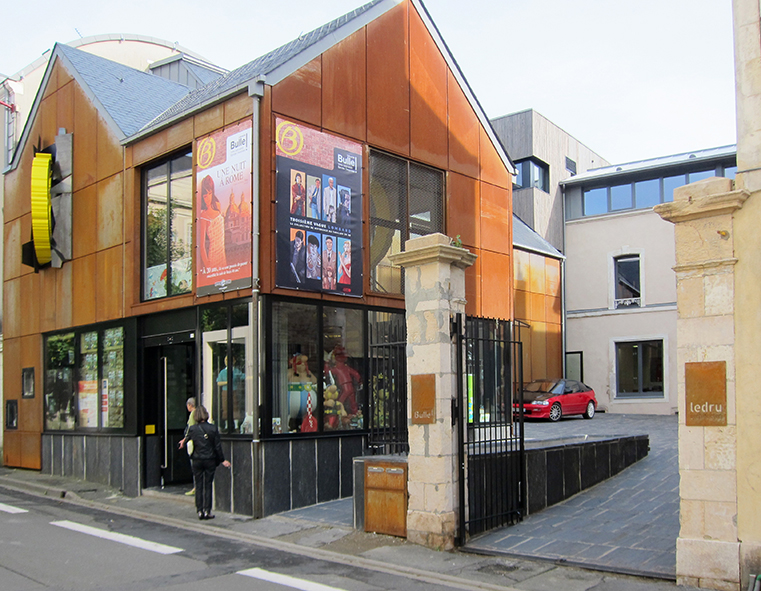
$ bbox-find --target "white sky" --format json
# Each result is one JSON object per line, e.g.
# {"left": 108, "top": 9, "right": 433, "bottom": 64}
{"left": 2, "top": 0, "right": 736, "bottom": 165}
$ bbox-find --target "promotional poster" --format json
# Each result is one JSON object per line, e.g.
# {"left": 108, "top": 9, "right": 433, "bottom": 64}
{"left": 196, "top": 119, "right": 253, "bottom": 296}
{"left": 275, "top": 119, "right": 363, "bottom": 296}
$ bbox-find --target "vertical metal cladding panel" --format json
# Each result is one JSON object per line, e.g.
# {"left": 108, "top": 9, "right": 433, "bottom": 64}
{"left": 322, "top": 30, "right": 367, "bottom": 142}
{"left": 447, "top": 70, "right": 479, "bottom": 180}
{"left": 272, "top": 58, "right": 322, "bottom": 128}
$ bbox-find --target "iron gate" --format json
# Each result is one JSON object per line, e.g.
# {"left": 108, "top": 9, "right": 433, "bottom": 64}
{"left": 455, "top": 314, "right": 524, "bottom": 541}
{"left": 367, "top": 310, "right": 408, "bottom": 455}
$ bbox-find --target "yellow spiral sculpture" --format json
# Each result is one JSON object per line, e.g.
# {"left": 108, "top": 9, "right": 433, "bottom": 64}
{"left": 30, "top": 153, "right": 53, "bottom": 265}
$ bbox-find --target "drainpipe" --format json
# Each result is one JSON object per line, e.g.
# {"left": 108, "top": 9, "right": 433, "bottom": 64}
{"left": 561, "top": 185, "right": 567, "bottom": 379}
{"left": 248, "top": 76, "right": 265, "bottom": 518}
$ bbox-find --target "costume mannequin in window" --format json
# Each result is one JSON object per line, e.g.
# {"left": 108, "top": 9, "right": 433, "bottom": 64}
{"left": 326, "top": 345, "right": 361, "bottom": 419}
{"left": 287, "top": 354, "right": 317, "bottom": 432}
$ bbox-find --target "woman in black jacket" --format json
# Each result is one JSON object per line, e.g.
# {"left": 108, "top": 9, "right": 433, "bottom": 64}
{"left": 186, "top": 405, "right": 230, "bottom": 520}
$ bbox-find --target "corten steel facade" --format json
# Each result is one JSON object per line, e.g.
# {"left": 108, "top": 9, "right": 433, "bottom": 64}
{"left": 2, "top": 0, "right": 514, "bottom": 518}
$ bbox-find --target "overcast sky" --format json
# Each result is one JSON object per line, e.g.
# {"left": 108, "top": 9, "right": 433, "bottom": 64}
{"left": 2, "top": 0, "right": 736, "bottom": 165}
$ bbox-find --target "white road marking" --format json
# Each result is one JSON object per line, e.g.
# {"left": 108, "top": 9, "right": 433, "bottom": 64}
{"left": 50, "top": 520, "right": 183, "bottom": 555}
{"left": 238, "top": 568, "right": 348, "bottom": 591}
{"left": 0, "top": 502, "right": 28, "bottom": 514}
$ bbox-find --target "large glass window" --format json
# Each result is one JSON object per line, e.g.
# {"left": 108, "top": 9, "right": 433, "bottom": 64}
{"left": 143, "top": 151, "right": 193, "bottom": 300}
{"left": 45, "top": 327, "right": 125, "bottom": 431}
{"left": 634, "top": 178, "right": 660, "bottom": 209}
{"left": 610, "top": 183, "right": 633, "bottom": 211}
{"left": 583, "top": 187, "right": 607, "bottom": 216}
{"left": 201, "top": 301, "right": 253, "bottom": 435}
{"left": 369, "top": 151, "right": 444, "bottom": 294}
{"left": 663, "top": 174, "right": 687, "bottom": 204}
{"left": 616, "top": 340, "right": 664, "bottom": 398}
{"left": 514, "top": 158, "right": 549, "bottom": 192}
{"left": 615, "top": 255, "right": 640, "bottom": 308}
{"left": 268, "top": 300, "right": 369, "bottom": 435}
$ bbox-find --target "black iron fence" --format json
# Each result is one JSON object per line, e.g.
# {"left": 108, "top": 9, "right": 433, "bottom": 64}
{"left": 455, "top": 314, "right": 524, "bottom": 541}
{"left": 367, "top": 311, "right": 408, "bottom": 455}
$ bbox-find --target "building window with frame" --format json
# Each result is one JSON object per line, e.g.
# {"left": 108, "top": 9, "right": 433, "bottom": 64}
{"left": 514, "top": 158, "right": 549, "bottom": 192}
{"left": 143, "top": 150, "right": 193, "bottom": 300}
{"left": 616, "top": 340, "right": 664, "bottom": 398}
{"left": 369, "top": 151, "right": 444, "bottom": 294}
{"left": 614, "top": 255, "right": 641, "bottom": 308}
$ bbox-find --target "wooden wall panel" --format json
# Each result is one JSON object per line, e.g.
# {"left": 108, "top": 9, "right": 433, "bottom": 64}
{"left": 447, "top": 172, "right": 479, "bottom": 248}
{"left": 194, "top": 104, "right": 224, "bottom": 138}
{"left": 322, "top": 29, "right": 367, "bottom": 142}
{"left": 72, "top": 254, "right": 97, "bottom": 327}
{"left": 97, "top": 246, "right": 124, "bottom": 322}
{"left": 224, "top": 93, "right": 254, "bottom": 125}
{"left": 409, "top": 4, "right": 447, "bottom": 169}
{"left": 480, "top": 250, "right": 511, "bottom": 320}
{"left": 43, "top": 62, "right": 59, "bottom": 99}
{"left": 479, "top": 126, "right": 509, "bottom": 189}
{"left": 21, "top": 433, "right": 42, "bottom": 470}
{"left": 272, "top": 58, "right": 322, "bottom": 127}
{"left": 3, "top": 432, "right": 21, "bottom": 467}
{"left": 97, "top": 173, "right": 123, "bottom": 251}
{"left": 20, "top": 334, "right": 42, "bottom": 432}
{"left": 20, "top": 273, "right": 40, "bottom": 337}
{"left": 479, "top": 182, "right": 510, "bottom": 255}
{"left": 73, "top": 185, "right": 97, "bottom": 258}
{"left": 4, "top": 217, "right": 21, "bottom": 281}
{"left": 123, "top": 170, "right": 136, "bottom": 248}
{"left": 56, "top": 262, "right": 73, "bottom": 330}
{"left": 4, "top": 278, "right": 21, "bottom": 339}
{"left": 72, "top": 82, "right": 98, "bottom": 191}
{"left": 96, "top": 115, "right": 123, "bottom": 182}
{"left": 20, "top": 214, "right": 33, "bottom": 278}
{"left": 40, "top": 268, "right": 58, "bottom": 333}
{"left": 447, "top": 71, "right": 479, "bottom": 179}
{"left": 4, "top": 338, "right": 20, "bottom": 400}
{"left": 5, "top": 145, "right": 32, "bottom": 222}
{"left": 132, "top": 130, "right": 168, "bottom": 167}
{"left": 166, "top": 118, "right": 194, "bottom": 154}
{"left": 57, "top": 80, "right": 74, "bottom": 134}
{"left": 367, "top": 2, "right": 410, "bottom": 155}
{"left": 40, "top": 93, "right": 58, "bottom": 149}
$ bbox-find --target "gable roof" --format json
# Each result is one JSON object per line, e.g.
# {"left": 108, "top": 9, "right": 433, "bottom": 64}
{"left": 8, "top": 43, "right": 192, "bottom": 170}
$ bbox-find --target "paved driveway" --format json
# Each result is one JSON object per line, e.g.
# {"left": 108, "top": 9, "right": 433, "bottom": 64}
{"left": 465, "top": 413, "right": 679, "bottom": 579}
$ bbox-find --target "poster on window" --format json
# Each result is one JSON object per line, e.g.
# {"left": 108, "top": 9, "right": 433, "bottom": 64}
{"left": 195, "top": 119, "right": 253, "bottom": 296}
{"left": 275, "top": 119, "right": 362, "bottom": 296}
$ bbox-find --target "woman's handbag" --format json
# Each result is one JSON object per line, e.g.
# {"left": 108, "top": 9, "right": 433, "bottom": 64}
{"left": 186, "top": 440, "right": 194, "bottom": 457}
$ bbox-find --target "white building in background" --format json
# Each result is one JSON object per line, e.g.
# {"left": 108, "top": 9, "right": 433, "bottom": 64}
{"left": 562, "top": 145, "right": 736, "bottom": 414}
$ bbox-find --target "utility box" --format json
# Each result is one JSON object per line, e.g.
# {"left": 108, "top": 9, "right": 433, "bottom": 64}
{"left": 364, "top": 458, "right": 407, "bottom": 537}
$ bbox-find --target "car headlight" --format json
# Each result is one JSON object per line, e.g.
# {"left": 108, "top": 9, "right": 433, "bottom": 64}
{"left": 534, "top": 400, "right": 549, "bottom": 406}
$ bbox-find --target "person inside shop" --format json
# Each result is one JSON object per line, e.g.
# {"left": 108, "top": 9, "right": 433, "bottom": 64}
{"left": 178, "top": 397, "right": 197, "bottom": 496}
{"left": 186, "top": 405, "right": 230, "bottom": 520}
{"left": 290, "top": 230, "right": 306, "bottom": 284}
{"left": 290, "top": 173, "right": 306, "bottom": 216}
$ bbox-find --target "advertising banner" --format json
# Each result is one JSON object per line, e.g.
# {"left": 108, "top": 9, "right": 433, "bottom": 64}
{"left": 196, "top": 119, "right": 253, "bottom": 296}
{"left": 275, "top": 118, "right": 363, "bottom": 296}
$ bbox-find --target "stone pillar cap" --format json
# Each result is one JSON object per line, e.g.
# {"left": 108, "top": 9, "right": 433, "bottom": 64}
{"left": 388, "top": 233, "right": 477, "bottom": 269}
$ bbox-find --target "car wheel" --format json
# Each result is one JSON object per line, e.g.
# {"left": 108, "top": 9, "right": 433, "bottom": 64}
{"left": 583, "top": 400, "right": 595, "bottom": 420}
{"left": 549, "top": 403, "right": 562, "bottom": 422}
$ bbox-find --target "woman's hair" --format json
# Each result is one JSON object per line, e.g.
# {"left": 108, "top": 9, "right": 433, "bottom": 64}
{"left": 200, "top": 176, "right": 221, "bottom": 212}
{"left": 193, "top": 405, "right": 210, "bottom": 423}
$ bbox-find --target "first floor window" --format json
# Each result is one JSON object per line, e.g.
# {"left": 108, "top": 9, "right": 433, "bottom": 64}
{"left": 143, "top": 150, "right": 193, "bottom": 300}
{"left": 614, "top": 255, "right": 640, "bottom": 308}
{"left": 616, "top": 340, "right": 663, "bottom": 398}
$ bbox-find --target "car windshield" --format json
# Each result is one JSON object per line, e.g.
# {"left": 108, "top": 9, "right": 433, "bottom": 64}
{"left": 524, "top": 380, "right": 560, "bottom": 394}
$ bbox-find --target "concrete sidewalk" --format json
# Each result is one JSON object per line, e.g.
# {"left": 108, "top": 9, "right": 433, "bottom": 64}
{"left": 0, "top": 416, "right": 688, "bottom": 591}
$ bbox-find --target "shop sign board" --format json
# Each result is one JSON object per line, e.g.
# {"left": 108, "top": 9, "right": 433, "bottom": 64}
{"left": 685, "top": 361, "right": 727, "bottom": 427}
{"left": 275, "top": 118, "right": 363, "bottom": 296}
{"left": 195, "top": 119, "right": 253, "bottom": 296}
{"left": 411, "top": 374, "right": 435, "bottom": 424}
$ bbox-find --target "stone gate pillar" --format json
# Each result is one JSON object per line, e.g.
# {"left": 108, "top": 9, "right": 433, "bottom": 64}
{"left": 388, "top": 233, "right": 476, "bottom": 550}
{"left": 655, "top": 177, "right": 749, "bottom": 590}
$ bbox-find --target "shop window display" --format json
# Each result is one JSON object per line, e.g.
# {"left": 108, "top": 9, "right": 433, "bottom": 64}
{"left": 45, "top": 333, "right": 76, "bottom": 430}
{"left": 269, "top": 301, "right": 364, "bottom": 435}
{"left": 201, "top": 302, "right": 254, "bottom": 434}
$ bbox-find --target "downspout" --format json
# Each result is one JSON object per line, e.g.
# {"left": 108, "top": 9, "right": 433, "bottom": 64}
{"left": 561, "top": 185, "right": 567, "bottom": 379}
{"left": 248, "top": 76, "right": 265, "bottom": 518}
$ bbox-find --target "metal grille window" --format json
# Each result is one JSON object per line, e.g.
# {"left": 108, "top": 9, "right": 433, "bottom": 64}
{"left": 614, "top": 255, "right": 640, "bottom": 308}
{"left": 369, "top": 151, "right": 444, "bottom": 294}
{"left": 142, "top": 151, "right": 193, "bottom": 300}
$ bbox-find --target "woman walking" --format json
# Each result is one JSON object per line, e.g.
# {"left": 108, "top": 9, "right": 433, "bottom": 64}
{"left": 186, "top": 405, "right": 230, "bottom": 520}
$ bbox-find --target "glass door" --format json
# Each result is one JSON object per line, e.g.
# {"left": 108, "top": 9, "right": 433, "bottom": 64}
{"left": 143, "top": 342, "right": 195, "bottom": 488}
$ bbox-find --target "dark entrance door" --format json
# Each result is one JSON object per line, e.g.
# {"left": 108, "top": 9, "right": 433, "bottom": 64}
{"left": 143, "top": 340, "right": 195, "bottom": 488}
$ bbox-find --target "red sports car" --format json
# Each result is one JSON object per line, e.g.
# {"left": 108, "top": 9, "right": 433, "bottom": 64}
{"left": 514, "top": 378, "right": 597, "bottom": 422}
